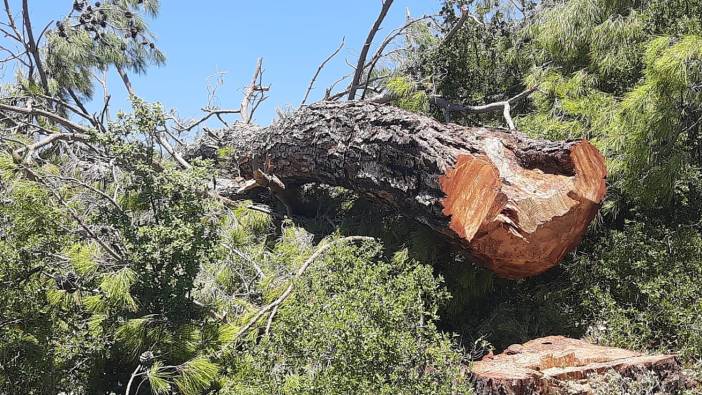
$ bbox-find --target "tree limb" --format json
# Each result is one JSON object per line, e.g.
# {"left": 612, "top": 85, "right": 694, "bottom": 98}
{"left": 441, "top": 4, "right": 483, "bottom": 47}
{"left": 116, "top": 65, "right": 136, "bottom": 97}
{"left": 12, "top": 131, "right": 90, "bottom": 163}
{"left": 21, "top": 0, "right": 49, "bottom": 93}
{"left": 429, "top": 86, "right": 538, "bottom": 128}
{"left": 0, "top": 102, "right": 94, "bottom": 134}
{"left": 347, "top": 0, "right": 394, "bottom": 100}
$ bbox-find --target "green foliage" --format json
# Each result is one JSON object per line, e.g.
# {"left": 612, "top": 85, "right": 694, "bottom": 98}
{"left": 521, "top": 0, "right": 702, "bottom": 208}
{"left": 0, "top": 158, "right": 89, "bottom": 392}
{"left": 7, "top": 0, "right": 702, "bottom": 393}
{"left": 173, "top": 356, "right": 219, "bottom": 395}
{"left": 564, "top": 221, "right": 702, "bottom": 360}
{"left": 220, "top": 240, "right": 470, "bottom": 395}
{"left": 386, "top": 76, "right": 429, "bottom": 112}
{"left": 411, "top": 0, "right": 535, "bottom": 125}
{"left": 46, "top": 0, "right": 165, "bottom": 98}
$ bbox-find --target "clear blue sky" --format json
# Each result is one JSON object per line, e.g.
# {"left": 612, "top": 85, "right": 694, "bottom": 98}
{"left": 25, "top": 1, "right": 442, "bottom": 124}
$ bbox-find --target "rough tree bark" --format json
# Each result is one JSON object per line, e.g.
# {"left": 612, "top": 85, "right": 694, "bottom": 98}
{"left": 203, "top": 101, "right": 606, "bottom": 279}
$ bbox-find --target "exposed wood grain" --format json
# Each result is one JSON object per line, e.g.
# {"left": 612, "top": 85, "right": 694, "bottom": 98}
{"left": 200, "top": 101, "right": 606, "bottom": 278}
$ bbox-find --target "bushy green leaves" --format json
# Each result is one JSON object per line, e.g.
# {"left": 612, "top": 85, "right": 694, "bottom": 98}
{"left": 556, "top": 220, "right": 702, "bottom": 360}
{"left": 386, "top": 76, "right": 429, "bottom": 112}
{"left": 221, "top": 240, "right": 470, "bottom": 394}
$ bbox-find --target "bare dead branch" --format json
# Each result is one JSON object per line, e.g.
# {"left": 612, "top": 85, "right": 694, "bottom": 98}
{"left": 301, "top": 37, "right": 345, "bottom": 106}
{"left": 324, "top": 73, "right": 351, "bottom": 100}
{"left": 169, "top": 108, "right": 241, "bottom": 133}
{"left": 429, "top": 86, "right": 538, "bottom": 129}
{"left": 360, "top": 15, "right": 434, "bottom": 99}
{"left": 347, "top": 0, "right": 394, "bottom": 100}
{"left": 0, "top": 102, "right": 93, "bottom": 134}
{"left": 12, "top": 131, "right": 90, "bottom": 163}
{"left": 441, "top": 4, "right": 483, "bottom": 47}
{"left": 328, "top": 75, "right": 390, "bottom": 101}
{"left": 21, "top": 0, "right": 49, "bottom": 93}
{"left": 240, "top": 58, "right": 268, "bottom": 124}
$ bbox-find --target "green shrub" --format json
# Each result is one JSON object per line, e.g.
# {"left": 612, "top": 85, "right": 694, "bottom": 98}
{"left": 221, "top": 242, "right": 471, "bottom": 395}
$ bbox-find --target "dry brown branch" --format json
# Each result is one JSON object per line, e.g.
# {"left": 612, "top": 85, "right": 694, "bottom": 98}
{"left": 347, "top": 0, "right": 394, "bottom": 100}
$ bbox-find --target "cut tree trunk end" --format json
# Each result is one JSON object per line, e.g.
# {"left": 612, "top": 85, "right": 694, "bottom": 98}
{"left": 471, "top": 336, "right": 695, "bottom": 394}
{"left": 213, "top": 101, "right": 606, "bottom": 279}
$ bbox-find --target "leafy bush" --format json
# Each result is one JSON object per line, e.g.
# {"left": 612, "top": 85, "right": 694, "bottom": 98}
{"left": 564, "top": 221, "right": 702, "bottom": 361}
{"left": 220, "top": 242, "right": 470, "bottom": 394}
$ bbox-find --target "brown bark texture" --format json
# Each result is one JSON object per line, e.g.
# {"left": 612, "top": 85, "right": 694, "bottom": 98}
{"left": 206, "top": 101, "right": 607, "bottom": 278}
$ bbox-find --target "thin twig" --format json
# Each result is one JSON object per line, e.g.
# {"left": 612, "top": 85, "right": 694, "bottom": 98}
{"left": 301, "top": 37, "right": 345, "bottom": 106}
{"left": 124, "top": 364, "right": 142, "bottom": 395}
{"left": 23, "top": 167, "right": 123, "bottom": 261}
{"left": 240, "top": 58, "right": 268, "bottom": 124}
{"left": 44, "top": 173, "right": 126, "bottom": 217}
{"left": 360, "top": 15, "right": 434, "bottom": 99}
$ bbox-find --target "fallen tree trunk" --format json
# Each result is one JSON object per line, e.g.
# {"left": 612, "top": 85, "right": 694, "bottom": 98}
{"left": 207, "top": 101, "right": 606, "bottom": 278}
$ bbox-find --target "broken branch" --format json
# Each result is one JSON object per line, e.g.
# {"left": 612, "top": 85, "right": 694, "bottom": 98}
{"left": 347, "top": 0, "right": 394, "bottom": 100}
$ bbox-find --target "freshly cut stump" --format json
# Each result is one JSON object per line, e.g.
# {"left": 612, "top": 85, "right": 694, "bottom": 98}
{"left": 213, "top": 101, "right": 607, "bottom": 278}
{"left": 471, "top": 336, "right": 693, "bottom": 394}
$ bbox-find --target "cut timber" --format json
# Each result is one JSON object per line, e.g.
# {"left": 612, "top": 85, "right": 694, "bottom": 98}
{"left": 471, "top": 336, "right": 694, "bottom": 394}
{"left": 209, "top": 101, "right": 607, "bottom": 278}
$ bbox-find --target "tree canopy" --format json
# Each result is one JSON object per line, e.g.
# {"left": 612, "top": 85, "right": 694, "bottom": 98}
{"left": 1, "top": 0, "right": 702, "bottom": 394}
